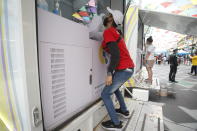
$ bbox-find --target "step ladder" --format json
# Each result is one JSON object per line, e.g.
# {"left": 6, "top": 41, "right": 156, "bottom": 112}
{"left": 94, "top": 100, "right": 164, "bottom": 131}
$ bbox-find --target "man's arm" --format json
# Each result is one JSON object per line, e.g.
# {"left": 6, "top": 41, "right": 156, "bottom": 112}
{"left": 174, "top": 55, "right": 178, "bottom": 66}
{"left": 106, "top": 42, "right": 120, "bottom": 76}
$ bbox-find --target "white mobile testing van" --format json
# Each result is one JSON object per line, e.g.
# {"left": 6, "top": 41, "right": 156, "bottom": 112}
{"left": 1, "top": 0, "right": 196, "bottom": 131}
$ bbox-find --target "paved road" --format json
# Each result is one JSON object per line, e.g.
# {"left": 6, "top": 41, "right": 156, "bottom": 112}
{"left": 151, "top": 64, "right": 197, "bottom": 131}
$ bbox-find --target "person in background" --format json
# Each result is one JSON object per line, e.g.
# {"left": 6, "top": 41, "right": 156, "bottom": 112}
{"left": 169, "top": 49, "right": 178, "bottom": 83}
{"left": 189, "top": 51, "right": 197, "bottom": 76}
{"left": 163, "top": 55, "right": 167, "bottom": 65}
{"left": 184, "top": 55, "right": 186, "bottom": 65}
{"left": 158, "top": 54, "right": 162, "bottom": 65}
{"left": 178, "top": 56, "right": 181, "bottom": 65}
{"left": 186, "top": 55, "right": 190, "bottom": 65}
{"left": 144, "top": 36, "right": 155, "bottom": 83}
{"left": 168, "top": 55, "right": 170, "bottom": 64}
{"left": 188, "top": 54, "right": 194, "bottom": 75}
{"left": 155, "top": 56, "right": 158, "bottom": 64}
{"left": 101, "top": 7, "right": 135, "bottom": 130}
{"left": 166, "top": 55, "right": 169, "bottom": 64}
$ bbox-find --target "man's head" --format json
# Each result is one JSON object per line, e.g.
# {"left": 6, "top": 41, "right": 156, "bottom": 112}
{"left": 103, "top": 7, "right": 123, "bottom": 28}
{"left": 173, "top": 49, "right": 178, "bottom": 54}
{"left": 146, "top": 36, "right": 153, "bottom": 45}
{"left": 103, "top": 14, "right": 117, "bottom": 28}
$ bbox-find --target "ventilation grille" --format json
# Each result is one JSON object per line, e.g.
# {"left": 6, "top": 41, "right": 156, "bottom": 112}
{"left": 50, "top": 48, "right": 66, "bottom": 118}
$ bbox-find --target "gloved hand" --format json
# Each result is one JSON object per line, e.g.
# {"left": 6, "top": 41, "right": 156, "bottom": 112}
{"left": 87, "top": 14, "right": 105, "bottom": 41}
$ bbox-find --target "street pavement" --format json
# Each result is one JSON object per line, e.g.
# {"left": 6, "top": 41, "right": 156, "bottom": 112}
{"left": 151, "top": 64, "right": 197, "bottom": 131}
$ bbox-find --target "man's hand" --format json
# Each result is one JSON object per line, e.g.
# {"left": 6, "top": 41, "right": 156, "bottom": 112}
{"left": 106, "top": 75, "right": 112, "bottom": 86}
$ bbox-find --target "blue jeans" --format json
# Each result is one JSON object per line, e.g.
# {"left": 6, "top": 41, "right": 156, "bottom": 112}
{"left": 101, "top": 68, "right": 134, "bottom": 125}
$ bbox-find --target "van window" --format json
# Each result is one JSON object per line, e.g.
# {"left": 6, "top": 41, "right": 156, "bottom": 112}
{"left": 39, "top": 0, "right": 111, "bottom": 24}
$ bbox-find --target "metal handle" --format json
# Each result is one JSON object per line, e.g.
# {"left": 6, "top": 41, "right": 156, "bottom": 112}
{"left": 89, "top": 74, "right": 92, "bottom": 85}
{"left": 32, "top": 107, "right": 42, "bottom": 127}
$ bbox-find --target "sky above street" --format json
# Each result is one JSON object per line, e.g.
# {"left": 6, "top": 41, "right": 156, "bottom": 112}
{"left": 139, "top": 0, "right": 197, "bottom": 51}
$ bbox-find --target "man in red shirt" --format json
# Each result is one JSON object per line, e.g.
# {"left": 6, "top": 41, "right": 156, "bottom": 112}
{"left": 101, "top": 7, "right": 135, "bottom": 130}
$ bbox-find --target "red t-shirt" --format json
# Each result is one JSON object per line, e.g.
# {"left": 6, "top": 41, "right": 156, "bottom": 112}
{"left": 102, "top": 27, "right": 135, "bottom": 70}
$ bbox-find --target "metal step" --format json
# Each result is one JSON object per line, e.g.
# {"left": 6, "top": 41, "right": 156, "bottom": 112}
{"left": 131, "top": 102, "right": 164, "bottom": 131}
{"left": 95, "top": 100, "right": 164, "bottom": 131}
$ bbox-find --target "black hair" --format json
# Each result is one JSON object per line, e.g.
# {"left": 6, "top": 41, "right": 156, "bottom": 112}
{"left": 103, "top": 14, "right": 117, "bottom": 28}
{"left": 103, "top": 17, "right": 108, "bottom": 27}
{"left": 112, "top": 21, "right": 117, "bottom": 28}
{"left": 147, "top": 36, "right": 153, "bottom": 43}
{"left": 173, "top": 49, "right": 178, "bottom": 53}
